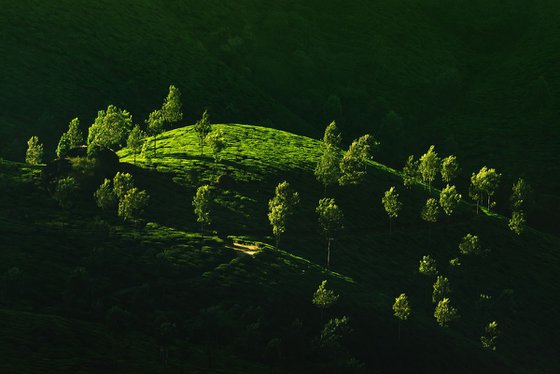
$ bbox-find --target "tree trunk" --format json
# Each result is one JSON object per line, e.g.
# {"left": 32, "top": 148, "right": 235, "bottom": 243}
{"left": 389, "top": 217, "right": 392, "bottom": 233}
{"left": 398, "top": 320, "right": 401, "bottom": 342}
{"left": 476, "top": 199, "right": 479, "bottom": 215}
{"left": 487, "top": 194, "right": 491, "bottom": 211}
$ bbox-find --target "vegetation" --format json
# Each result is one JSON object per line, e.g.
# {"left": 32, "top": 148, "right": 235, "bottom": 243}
{"left": 267, "top": 181, "right": 299, "bottom": 248}
{"left": 434, "top": 298, "right": 459, "bottom": 327}
{"left": 316, "top": 198, "right": 344, "bottom": 268}
{"left": 421, "top": 197, "right": 439, "bottom": 223}
{"left": 194, "top": 110, "right": 212, "bottom": 155}
{"left": 87, "top": 105, "right": 133, "bottom": 151}
{"left": 459, "top": 234, "right": 481, "bottom": 256}
{"left": 193, "top": 185, "right": 212, "bottom": 238}
{"left": 25, "top": 136, "right": 43, "bottom": 165}
{"left": 419, "top": 255, "right": 438, "bottom": 276}
{"left": 381, "top": 186, "right": 402, "bottom": 232}
{"left": 439, "top": 184, "right": 462, "bottom": 216}
{"left": 481, "top": 321, "right": 499, "bottom": 351}
{"left": 118, "top": 187, "right": 149, "bottom": 223}
{"left": 393, "top": 293, "right": 411, "bottom": 341}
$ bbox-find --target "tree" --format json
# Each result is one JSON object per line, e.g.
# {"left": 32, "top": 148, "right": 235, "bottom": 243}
{"left": 469, "top": 183, "right": 483, "bottom": 215}
{"left": 316, "top": 198, "right": 344, "bottom": 268}
{"left": 141, "top": 138, "right": 154, "bottom": 165}
{"left": 421, "top": 198, "right": 439, "bottom": 223}
{"left": 439, "top": 185, "right": 462, "bottom": 216}
{"left": 471, "top": 167, "right": 501, "bottom": 212}
{"left": 382, "top": 186, "right": 402, "bottom": 232}
{"left": 402, "top": 155, "right": 421, "bottom": 188}
{"left": 315, "top": 146, "right": 341, "bottom": 195}
{"left": 434, "top": 298, "right": 459, "bottom": 327}
{"left": 94, "top": 178, "right": 117, "bottom": 211}
{"left": 459, "top": 233, "right": 481, "bottom": 255}
{"left": 146, "top": 110, "right": 165, "bottom": 157}
{"left": 193, "top": 185, "right": 212, "bottom": 239}
{"left": 161, "top": 85, "right": 183, "bottom": 124}
{"left": 118, "top": 187, "right": 149, "bottom": 223}
{"left": 113, "top": 172, "right": 134, "bottom": 200}
{"left": 194, "top": 110, "right": 212, "bottom": 156}
{"left": 508, "top": 210, "right": 526, "bottom": 235}
{"left": 355, "top": 134, "right": 379, "bottom": 171}
{"left": 206, "top": 129, "right": 226, "bottom": 162}
{"left": 87, "top": 105, "right": 133, "bottom": 151}
{"left": 320, "top": 316, "right": 351, "bottom": 349}
{"left": 56, "top": 133, "right": 71, "bottom": 159}
{"left": 127, "top": 125, "right": 145, "bottom": 164}
{"left": 419, "top": 145, "right": 440, "bottom": 190}
{"left": 26, "top": 136, "right": 43, "bottom": 164}
{"left": 312, "top": 280, "right": 339, "bottom": 327}
{"left": 441, "top": 155, "right": 460, "bottom": 184}
{"left": 339, "top": 139, "right": 366, "bottom": 185}
{"left": 480, "top": 321, "right": 499, "bottom": 351}
{"left": 511, "top": 178, "right": 531, "bottom": 211}
{"left": 393, "top": 293, "right": 411, "bottom": 341}
{"left": 267, "top": 181, "right": 299, "bottom": 248}
{"left": 419, "top": 255, "right": 438, "bottom": 276}
{"left": 323, "top": 121, "right": 342, "bottom": 148}
{"left": 432, "top": 275, "right": 451, "bottom": 304}
{"left": 53, "top": 177, "right": 79, "bottom": 230}
{"left": 66, "top": 117, "right": 84, "bottom": 148}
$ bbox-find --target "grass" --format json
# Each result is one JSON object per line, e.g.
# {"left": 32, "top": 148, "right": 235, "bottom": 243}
{"left": 2, "top": 123, "right": 558, "bottom": 372}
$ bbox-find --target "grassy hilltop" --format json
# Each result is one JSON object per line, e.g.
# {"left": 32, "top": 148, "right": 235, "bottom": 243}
{"left": 1, "top": 0, "right": 560, "bottom": 233}
{"left": 1, "top": 123, "right": 559, "bottom": 372}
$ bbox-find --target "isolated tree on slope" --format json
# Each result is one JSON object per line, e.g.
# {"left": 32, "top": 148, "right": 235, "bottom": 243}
{"left": 471, "top": 166, "right": 501, "bottom": 212}
{"left": 323, "top": 121, "right": 342, "bottom": 148}
{"left": 402, "top": 155, "right": 421, "bottom": 189}
{"left": 382, "top": 186, "right": 402, "bottom": 232}
{"left": 267, "top": 181, "right": 299, "bottom": 248}
{"left": 432, "top": 275, "right": 451, "bottom": 304}
{"left": 315, "top": 121, "right": 342, "bottom": 194}
{"left": 434, "top": 297, "right": 459, "bottom": 327}
{"left": 441, "top": 155, "right": 460, "bottom": 184}
{"left": 194, "top": 110, "right": 212, "bottom": 156}
{"left": 113, "top": 172, "right": 134, "bottom": 200}
{"left": 508, "top": 210, "right": 526, "bottom": 235}
{"left": 161, "top": 85, "right": 183, "bottom": 125}
{"left": 439, "top": 185, "right": 462, "bottom": 216}
{"left": 146, "top": 110, "right": 165, "bottom": 157}
{"left": 459, "top": 233, "right": 481, "bottom": 255}
{"left": 193, "top": 185, "right": 212, "bottom": 239}
{"left": 320, "top": 316, "right": 351, "bottom": 349}
{"left": 393, "top": 293, "right": 411, "bottom": 341}
{"left": 26, "top": 136, "right": 43, "bottom": 165}
{"left": 355, "top": 134, "right": 379, "bottom": 171}
{"left": 312, "top": 280, "right": 339, "bottom": 328}
{"left": 206, "top": 129, "right": 226, "bottom": 162}
{"left": 481, "top": 321, "right": 499, "bottom": 351}
{"left": 339, "top": 139, "right": 366, "bottom": 185}
{"left": 419, "top": 145, "right": 440, "bottom": 190}
{"left": 127, "top": 125, "right": 145, "bottom": 164}
{"left": 421, "top": 197, "right": 439, "bottom": 223}
{"left": 511, "top": 178, "right": 531, "bottom": 211}
{"left": 419, "top": 255, "right": 438, "bottom": 276}
{"left": 87, "top": 105, "right": 133, "bottom": 151}
{"left": 118, "top": 187, "right": 149, "bottom": 223}
{"left": 316, "top": 198, "right": 344, "bottom": 268}
{"left": 94, "top": 178, "right": 117, "bottom": 211}
{"left": 57, "top": 117, "right": 84, "bottom": 158}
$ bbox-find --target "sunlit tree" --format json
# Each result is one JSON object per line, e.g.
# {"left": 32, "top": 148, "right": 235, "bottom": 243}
{"left": 439, "top": 184, "right": 462, "bottom": 216}
{"left": 434, "top": 298, "right": 459, "bottom": 327}
{"left": 382, "top": 186, "right": 402, "bottom": 232}
{"left": 268, "top": 181, "right": 299, "bottom": 248}
{"left": 393, "top": 293, "right": 411, "bottom": 341}
{"left": 316, "top": 198, "right": 344, "bottom": 268}
{"left": 26, "top": 136, "right": 43, "bottom": 165}
{"left": 193, "top": 185, "right": 212, "bottom": 238}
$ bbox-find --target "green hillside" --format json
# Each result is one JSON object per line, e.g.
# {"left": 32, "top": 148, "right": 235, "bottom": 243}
{"left": 1, "top": 124, "right": 558, "bottom": 372}
{"left": 1, "top": 0, "right": 560, "bottom": 234}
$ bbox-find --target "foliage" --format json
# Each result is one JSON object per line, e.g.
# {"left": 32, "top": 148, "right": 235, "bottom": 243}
{"left": 402, "top": 155, "right": 421, "bottom": 188}
{"left": 206, "top": 129, "right": 226, "bottom": 162}
{"left": 66, "top": 118, "right": 84, "bottom": 148}
{"left": 127, "top": 125, "right": 145, "bottom": 163}
{"left": 113, "top": 172, "right": 134, "bottom": 199}
{"left": 432, "top": 275, "right": 451, "bottom": 304}
{"left": 393, "top": 293, "right": 411, "bottom": 321}
{"left": 434, "top": 298, "right": 459, "bottom": 327}
{"left": 439, "top": 184, "right": 462, "bottom": 216}
{"left": 56, "top": 133, "right": 71, "bottom": 159}
{"left": 471, "top": 167, "right": 501, "bottom": 211}
{"left": 267, "top": 181, "right": 299, "bottom": 246}
{"left": 315, "top": 145, "right": 341, "bottom": 194}
{"left": 87, "top": 105, "right": 133, "bottom": 151}
{"left": 509, "top": 210, "right": 526, "bottom": 235}
{"left": 161, "top": 84, "right": 183, "bottom": 124}
{"left": 193, "top": 185, "right": 212, "bottom": 237}
{"left": 419, "top": 145, "right": 440, "bottom": 190}
{"left": 320, "top": 316, "right": 351, "bottom": 349}
{"left": 355, "top": 134, "right": 379, "bottom": 168}
{"left": 441, "top": 155, "right": 460, "bottom": 184}
{"left": 323, "top": 121, "right": 342, "bottom": 148}
{"left": 26, "top": 136, "right": 43, "bottom": 164}
{"left": 118, "top": 187, "right": 149, "bottom": 222}
{"left": 382, "top": 186, "right": 402, "bottom": 231}
{"left": 459, "top": 233, "right": 481, "bottom": 255}
{"left": 194, "top": 109, "right": 212, "bottom": 155}
{"left": 419, "top": 255, "right": 438, "bottom": 276}
{"left": 449, "top": 257, "right": 462, "bottom": 267}
{"left": 511, "top": 178, "right": 531, "bottom": 210}
{"left": 421, "top": 198, "right": 439, "bottom": 223}
{"left": 316, "top": 198, "right": 344, "bottom": 267}
{"left": 339, "top": 139, "right": 366, "bottom": 185}
{"left": 53, "top": 176, "right": 79, "bottom": 210}
{"left": 480, "top": 321, "right": 499, "bottom": 351}
{"left": 312, "top": 280, "right": 339, "bottom": 310}
{"left": 94, "top": 178, "right": 117, "bottom": 211}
